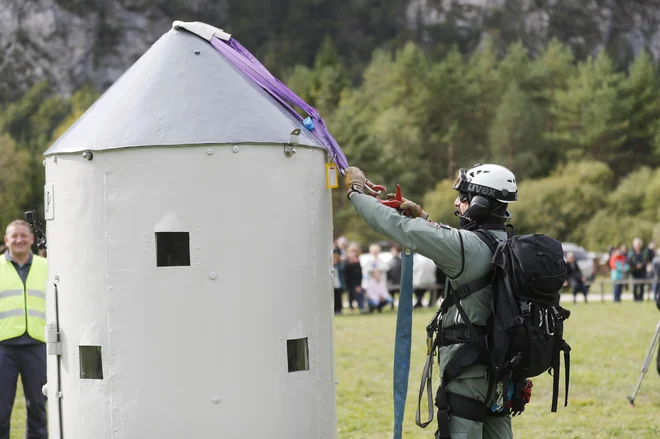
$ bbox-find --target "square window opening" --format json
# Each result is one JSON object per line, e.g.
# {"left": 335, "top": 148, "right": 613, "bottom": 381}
{"left": 79, "top": 346, "right": 103, "bottom": 380}
{"left": 156, "top": 232, "right": 190, "bottom": 267}
{"left": 287, "top": 338, "right": 309, "bottom": 372}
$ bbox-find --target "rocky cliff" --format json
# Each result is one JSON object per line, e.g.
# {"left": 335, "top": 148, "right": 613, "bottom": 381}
{"left": 2, "top": 0, "right": 660, "bottom": 103}
{"left": 0, "top": 0, "right": 219, "bottom": 101}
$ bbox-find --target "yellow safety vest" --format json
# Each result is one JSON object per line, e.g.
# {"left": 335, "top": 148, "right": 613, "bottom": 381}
{"left": 0, "top": 254, "right": 48, "bottom": 342}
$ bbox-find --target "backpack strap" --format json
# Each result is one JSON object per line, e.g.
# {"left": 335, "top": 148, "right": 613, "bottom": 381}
{"left": 564, "top": 343, "right": 571, "bottom": 407}
{"left": 441, "top": 274, "right": 492, "bottom": 312}
{"left": 450, "top": 289, "right": 492, "bottom": 374}
{"left": 440, "top": 229, "right": 498, "bottom": 313}
{"left": 440, "top": 325, "right": 487, "bottom": 345}
{"left": 551, "top": 340, "right": 571, "bottom": 412}
{"left": 550, "top": 340, "right": 571, "bottom": 412}
{"left": 473, "top": 229, "right": 500, "bottom": 253}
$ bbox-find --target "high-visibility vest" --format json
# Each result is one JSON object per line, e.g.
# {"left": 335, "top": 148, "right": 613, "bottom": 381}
{"left": 0, "top": 254, "right": 48, "bottom": 342}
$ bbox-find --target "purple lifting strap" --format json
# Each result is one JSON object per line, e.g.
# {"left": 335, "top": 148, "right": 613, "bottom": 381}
{"left": 210, "top": 36, "right": 348, "bottom": 171}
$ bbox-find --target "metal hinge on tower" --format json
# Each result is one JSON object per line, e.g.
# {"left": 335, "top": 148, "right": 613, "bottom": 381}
{"left": 45, "top": 323, "right": 62, "bottom": 355}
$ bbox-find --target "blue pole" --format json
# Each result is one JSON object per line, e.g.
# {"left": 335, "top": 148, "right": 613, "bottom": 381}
{"left": 393, "top": 248, "right": 414, "bottom": 439}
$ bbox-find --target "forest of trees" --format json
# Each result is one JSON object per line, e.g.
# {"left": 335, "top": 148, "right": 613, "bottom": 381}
{"left": 2, "top": 32, "right": 660, "bottom": 251}
{"left": 292, "top": 37, "right": 660, "bottom": 250}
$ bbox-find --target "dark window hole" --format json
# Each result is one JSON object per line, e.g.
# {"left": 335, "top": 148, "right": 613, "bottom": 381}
{"left": 287, "top": 338, "right": 309, "bottom": 372}
{"left": 156, "top": 232, "right": 190, "bottom": 267}
{"left": 80, "top": 345, "right": 103, "bottom": 380}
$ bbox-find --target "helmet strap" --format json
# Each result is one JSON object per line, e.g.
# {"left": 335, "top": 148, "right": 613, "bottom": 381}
{"left": 456, "top": 194, "right": 510, "bottom": 230}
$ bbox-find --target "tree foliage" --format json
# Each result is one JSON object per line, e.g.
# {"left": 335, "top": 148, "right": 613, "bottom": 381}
{"left": 549, "top": 53, "right": 629, "bottom": 167}
{"left": 0, "top": 134, "right": 31, "bottom": 229}
{"left": 0, "top": 83, "right": 99, "bottom": 224}
{"left": 508, "top": 161, "right": 614, "bottom": 243}
{"left": 329, "top": 38, "right": 660, "bottom": 250}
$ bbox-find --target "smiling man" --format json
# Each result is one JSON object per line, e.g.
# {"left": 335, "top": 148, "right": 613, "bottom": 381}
{"left": 0, "top": 220, "right": 48, "bottom": 439}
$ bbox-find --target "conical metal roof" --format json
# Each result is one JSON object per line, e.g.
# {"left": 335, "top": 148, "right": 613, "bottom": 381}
{"left": 45, "top": 25, "right": 323, "bottom": 155}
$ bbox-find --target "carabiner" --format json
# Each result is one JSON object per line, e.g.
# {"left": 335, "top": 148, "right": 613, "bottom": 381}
{"left": 365, "top": 179, "right": 386, "bottom": 196}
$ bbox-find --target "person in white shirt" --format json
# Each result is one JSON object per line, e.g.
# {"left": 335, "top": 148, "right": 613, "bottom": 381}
{"left": 364, "top": 244, "right": 392, "bottom": 312}
{"left": 413, "top": 252, "right": 439, "bottom": 308}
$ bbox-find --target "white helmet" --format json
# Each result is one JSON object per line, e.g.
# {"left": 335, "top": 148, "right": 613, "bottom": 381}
{"left": 453, "top": 164, "right": 518, "bottom": 203}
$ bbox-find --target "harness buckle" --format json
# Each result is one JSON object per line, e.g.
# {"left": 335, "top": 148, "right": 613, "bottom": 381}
{"left": 426, "top": 322, "right": 436, "bottom": 339}
{"left": 520, "top": 301, "right": 531, "bottom": 317}
{"left": 426, "top": 309, "right": 442, "bottom": 334}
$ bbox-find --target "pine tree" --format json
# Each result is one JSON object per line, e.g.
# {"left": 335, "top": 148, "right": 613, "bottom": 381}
{"left": 0, "top": 134, "right": 30, "bottom": 228}
{"left": 620, "top": 51, "right": 660, "bottom": 172}
{"left": 419, "top": 47, "right": 470, "bottom": 179}
{"left": 0, "top": 82, "right": 71, "bottom": 215}
{"left": 310, "top": 36, "right": 350, "bottom": 116}
{"left": 549, "top": 52, "right": 628, "bottom": 168}
{"left": 489, "top": 81, "right": 544, "bottom": 177}
{"left": 465, "top": 37, "right": 502, "bottom": 159}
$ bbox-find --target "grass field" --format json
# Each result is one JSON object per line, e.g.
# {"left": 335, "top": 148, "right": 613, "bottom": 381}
{"left": 10, "top": 300, "right": 660, "bottom": 438}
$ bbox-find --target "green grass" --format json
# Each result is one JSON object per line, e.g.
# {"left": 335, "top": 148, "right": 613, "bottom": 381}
{"left": 10, "top": 301, "right": 660, "bottom": 438}
{"left": 10, "top": 382, "right": 25, "bottom": 439}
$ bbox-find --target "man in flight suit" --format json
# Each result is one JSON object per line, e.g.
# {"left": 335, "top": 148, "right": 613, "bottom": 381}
{"left": 345, "top": 164, "right": 520, "bottom": 439}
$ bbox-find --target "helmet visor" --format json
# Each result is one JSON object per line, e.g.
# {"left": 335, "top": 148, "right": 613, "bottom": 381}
{"left": 453, "top": 168, "right": 468, "bottom": 191}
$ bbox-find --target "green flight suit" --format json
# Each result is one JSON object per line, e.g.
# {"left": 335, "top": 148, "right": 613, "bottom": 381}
{"left": 351, "top": 194, "right": 512, "bottom": 439}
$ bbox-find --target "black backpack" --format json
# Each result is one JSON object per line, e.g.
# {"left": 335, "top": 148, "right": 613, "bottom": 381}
{"left": 473, "top": 230, "right": 572, "bottom": 413}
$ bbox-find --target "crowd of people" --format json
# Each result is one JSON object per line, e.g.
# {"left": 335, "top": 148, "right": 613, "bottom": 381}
{"left": 334, "top": 235, "right": 660, "bottom": 311}
{"left": 332, "top": 236, "right": 446, "bottom": 315}
{"left": 565, "top": 237, "right": 660, "bottom": 304}
{"left": 607, "top": 238, "right": 660, "bottom": 302}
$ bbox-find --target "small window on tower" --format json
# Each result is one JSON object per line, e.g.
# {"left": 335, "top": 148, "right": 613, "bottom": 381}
{"left": 79, "top": 346, "right": 103, "bottom": 380}
{"left": 156, "top": 232, "right": 190, "bottom": 267}
{"left": 287, "top": 338, "right": 309, "bottom": 372}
